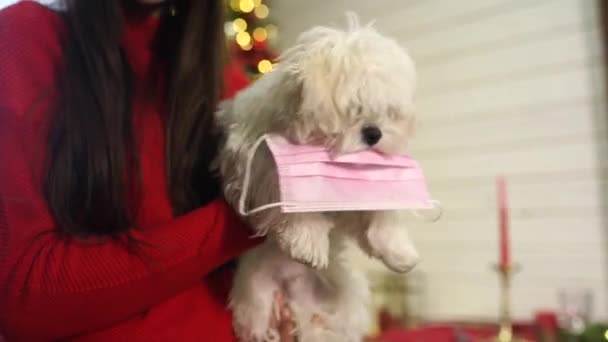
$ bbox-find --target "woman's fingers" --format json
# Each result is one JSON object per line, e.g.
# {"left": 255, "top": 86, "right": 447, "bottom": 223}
{"left": 274, "top": 292, "right": 297, "bottom": 342}
{"left": 310, "top": 313, "right": 327, "bottom": 329}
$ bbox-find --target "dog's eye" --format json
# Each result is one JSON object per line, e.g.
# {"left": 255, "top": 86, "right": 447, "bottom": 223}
{"left": 355, "top": 106, "right": 363, "bottom": 117}
{"left": 388, "top": 108, "right": 400, "bottom": 120}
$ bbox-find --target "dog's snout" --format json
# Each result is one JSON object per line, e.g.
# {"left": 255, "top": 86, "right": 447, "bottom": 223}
{"left": 362, "top": 126, "right": 382, "bottom": 146}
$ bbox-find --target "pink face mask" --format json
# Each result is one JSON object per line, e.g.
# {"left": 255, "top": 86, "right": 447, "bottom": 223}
{"left": 238, "top": 135, "right": 440, "bottom": 218}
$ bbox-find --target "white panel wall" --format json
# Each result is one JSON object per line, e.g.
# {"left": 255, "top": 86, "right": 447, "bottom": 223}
{"left": 274, "top": 0, "right": 608, "bottom": 321}
{"left": 0, "top": 0, "right": 59, "bottom": 9}
{"left": 0, "top": 0, "right": 16, "bottom": 8}
{"left": 0, "top": 0, "right": 54, "bottom": 10}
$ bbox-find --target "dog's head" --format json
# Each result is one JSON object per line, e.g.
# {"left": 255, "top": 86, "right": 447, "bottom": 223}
{"left": 271, "top": 14, "right": 416, "bottom": 155}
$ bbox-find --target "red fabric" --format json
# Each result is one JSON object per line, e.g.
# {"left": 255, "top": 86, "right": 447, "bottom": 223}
{"left": 223, "top": 60, "right": 252, "bottom": 100}
{"left": 534, "top": 311, "right": 558, "bottom": 330}
{"left": 0, "top": 2, "right": 257, "bottom": 341}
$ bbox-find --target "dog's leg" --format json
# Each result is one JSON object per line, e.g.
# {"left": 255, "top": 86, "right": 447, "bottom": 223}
{"left": 288, "top": 234, "right": 371, "bottom": 342}
{"left": 230, "top": 242, "right": 281, "bottom": 342}
{"left": 325, "top": 267, "right": 372, "bottom": 342}
{"left": 321, "top": 254, "right": 371, "bottom": 341}
{"left": 361, "top": 211, "right": 419, "bottom": 273}
{"left": 275, "top": 213, "right": 333, "bottom": 269}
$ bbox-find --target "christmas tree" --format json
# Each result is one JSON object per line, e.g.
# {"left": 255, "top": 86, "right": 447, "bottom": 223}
{"left": 225, "top": 0, "right": 278, "bottom": 80}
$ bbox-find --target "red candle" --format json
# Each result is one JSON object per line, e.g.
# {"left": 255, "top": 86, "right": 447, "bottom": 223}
{"left": 497, "top": 176, "right": 511, "bottom": 267}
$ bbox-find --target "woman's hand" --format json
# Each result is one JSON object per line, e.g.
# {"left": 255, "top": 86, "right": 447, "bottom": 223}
{"left": 270, "top": 291, "right": 328, "bottom": 341}
{"left": 272, "top": 292, "right": 297, "bottom": 342}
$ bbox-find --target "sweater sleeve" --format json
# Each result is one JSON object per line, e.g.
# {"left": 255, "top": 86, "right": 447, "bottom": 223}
{"left": 0, "top": 3, "right": 259, "bottom": 340}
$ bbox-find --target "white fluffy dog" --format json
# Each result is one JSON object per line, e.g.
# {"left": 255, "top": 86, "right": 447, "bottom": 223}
{"left": 216, "top": 15, "right": 419, "bottom": 342}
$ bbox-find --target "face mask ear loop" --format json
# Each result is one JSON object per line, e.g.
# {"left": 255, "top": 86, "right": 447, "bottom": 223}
{"left": 411, "top": 200, "right": 443, "bottom": 222}
{"left": 238, "top": 135, "right": 284, "bottom": 216}
{"left": 429, "top": 200, "right": 443, "bottom": 222}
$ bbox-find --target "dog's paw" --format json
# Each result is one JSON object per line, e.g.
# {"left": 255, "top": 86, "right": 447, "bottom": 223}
{"left": 279, "top": 230, "right": 330, "bottom": 269}
{"left": 232, "top": 305, "right": 278, "bottom": 342}
{"left": 276, "top": 214, "right": 332, "bottom": 269}
{"left": 366, "top": 223, "right": 419, "bottom": 273}
{"left": 378, "top": 241, "right": 419, "bottom": 273}
{"left": 235, "top": 328, "right": 280, "bottom": 342}
{"left": 231, "top": 293, "right": 277, "bottom": 342}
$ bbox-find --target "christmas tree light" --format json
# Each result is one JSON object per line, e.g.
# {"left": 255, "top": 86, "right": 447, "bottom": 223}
{"left": 225, "top": 0, "right": 278, "bottom": 79}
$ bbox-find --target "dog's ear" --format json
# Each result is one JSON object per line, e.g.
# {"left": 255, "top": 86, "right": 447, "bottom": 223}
{"left": 271, "top": 70, "right": 305, "bottom": 134}
{"left": 230, "top": 67, "right": 303, "bottom": 137}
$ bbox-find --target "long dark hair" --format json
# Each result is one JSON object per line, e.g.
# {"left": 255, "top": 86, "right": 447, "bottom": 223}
{"left": 44, "top": 0, "right": 225, "bottom": 237}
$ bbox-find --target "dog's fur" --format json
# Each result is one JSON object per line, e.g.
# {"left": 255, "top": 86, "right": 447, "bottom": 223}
{"left": 216, "top": 15, "right": 419, "bottom": 342}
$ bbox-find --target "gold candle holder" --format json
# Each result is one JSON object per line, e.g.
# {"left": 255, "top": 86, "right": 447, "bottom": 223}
{"left": 491, "top": 264, "right": 528, "bottom": 342}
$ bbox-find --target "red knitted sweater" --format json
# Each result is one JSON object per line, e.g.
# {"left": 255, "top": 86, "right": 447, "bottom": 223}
{"left": 0, "top": 2, "right": 257, "bottom": 341}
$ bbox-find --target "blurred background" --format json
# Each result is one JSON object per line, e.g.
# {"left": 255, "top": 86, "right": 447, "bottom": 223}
{"left": 1, "top": 0, "right": 607, "bottom": 340}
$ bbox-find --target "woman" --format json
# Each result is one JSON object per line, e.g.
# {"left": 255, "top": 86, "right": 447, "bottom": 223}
{"left": 0, "top": 0, "right": 293, "bottom": 340}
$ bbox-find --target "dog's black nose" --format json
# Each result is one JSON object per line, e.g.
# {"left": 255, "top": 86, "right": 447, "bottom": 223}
{"left": 362, "top": 126, "right": 382, "bottom": 146}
